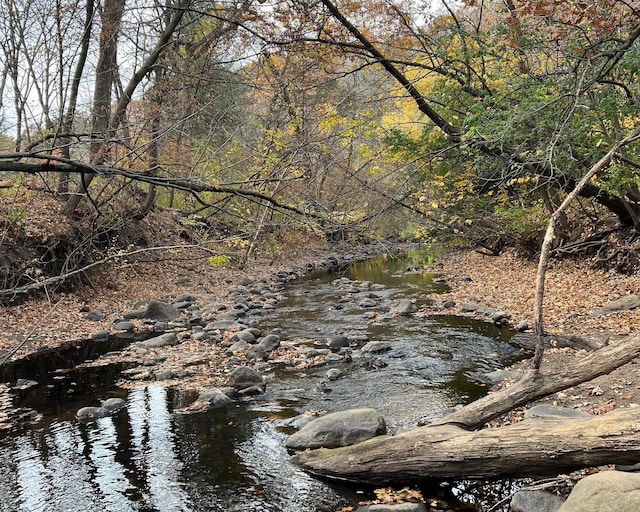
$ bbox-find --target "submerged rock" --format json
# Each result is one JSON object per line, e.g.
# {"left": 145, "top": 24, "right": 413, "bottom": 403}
{"left": 76, "top": 406, "right": 110, "bottom": 422}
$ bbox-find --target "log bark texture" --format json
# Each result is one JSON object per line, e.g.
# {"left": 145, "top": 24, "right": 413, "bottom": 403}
{"left": 293, "top": 407, "right": 640, "bottom": 484}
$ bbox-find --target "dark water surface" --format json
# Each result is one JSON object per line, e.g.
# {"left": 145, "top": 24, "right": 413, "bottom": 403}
{"left": 0, "top": 247, "right": 524, "bottom": 511}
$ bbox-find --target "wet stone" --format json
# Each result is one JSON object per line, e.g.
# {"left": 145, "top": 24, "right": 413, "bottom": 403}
{"left": 361, "top": 341, "right": 392, "bottom": 353}
{"left": 102, "top": 398, "right": 126, "bottom": 412}
{"left": 228, "top": 366, "right": 265, "bottom": 392}
{"left": 329, "top": 336, "right": 350, "bottom": 352}
{"left": 76, "top": 406, "right": 110, "bottom": 422}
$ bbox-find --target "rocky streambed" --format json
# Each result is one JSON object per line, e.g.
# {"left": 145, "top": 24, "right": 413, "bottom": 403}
{"left": 0, "top": 246, "right": 529, "bottom": 512}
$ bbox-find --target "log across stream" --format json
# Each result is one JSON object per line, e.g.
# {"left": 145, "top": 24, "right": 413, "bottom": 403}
{"left": 293, "top": 334, "right": 640, "bottom": 485}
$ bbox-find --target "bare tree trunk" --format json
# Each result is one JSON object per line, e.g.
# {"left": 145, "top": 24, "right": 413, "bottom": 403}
{"left": 63, "top": 0, "right": 191, "bottom": 215}
{"left": 57, "top": 0, "right": 95, "bottom": 198}
{"left": 532, "top": 126, "right": 640, "bottom": 369}
{"left": 62, "top": 0, "right": 124, "bottom": 214}
{"left": 293, "top": 406, "right": 640, "bottom": 483}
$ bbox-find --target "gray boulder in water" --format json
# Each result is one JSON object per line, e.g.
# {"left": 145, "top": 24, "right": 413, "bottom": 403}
{"left": 286, "top": 408, "right": 386, "bottom": 450}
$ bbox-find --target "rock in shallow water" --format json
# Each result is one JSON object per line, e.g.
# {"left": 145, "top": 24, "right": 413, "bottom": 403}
{"left": 76, "top": 406, "right": 110, "bottom": 422}
{"left": 286, "top": 407, "right": 386, "bottom": 450}
{"left": 227, "top": 366, "right": 265, "bottom": 392}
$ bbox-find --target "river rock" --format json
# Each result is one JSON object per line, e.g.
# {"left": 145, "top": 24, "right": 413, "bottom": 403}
{"left": 389, "top": 299, "right": 416, "bottom": 316}
{"left": 102, "top": 398, "right": 126, "bottom": 412}
{"left": 558, "top": 471, "right": 640, "bottom": 511}
{"left": 285, "top": 408, "right": 386, "bottom": 450}
{"left": 245, "top": 345, "right": 267, "bottom": 360}
{"left": 156, "top": 370, "right": 179, "bottom": 381}
{"left": 329, "top": 335, "right": 350, "bottom": 352}
{"left": 355, "top": 504, "right": 427, "bottom": 512}
{"left": 204, "top": 320, "right": 248, "bottom": 332}
{"left": 524, "top": 405, "right": 591, "bottom": 420}
{"left": 228, "top": 366, "right": 265, "bottom": 391}
{"left": 361, "top": 341, "right": 392, "bottom": 353}
{"left": 76, "top": 406, "right": 110, "bottom": 422}
{"left": 484, "top": 369, "right": 522, "bottom": 386}
{"left": 174, "top": 293, "right": 197, "bottom": 304}
{"left": 85, "top": 310, "right": 106, "bottom": 321}
{"left": 139, "top": 332, "right": 179, "bottom": 348}
{"left": 258, "top": 334, "right": 281, "bottom": 351}
{"left": 229, "top": 340, "right": 251, "bottom": 353}
{"left": 358, "top": 298, "right": 378, "bottom": 308}
{"left": 92, "top": 330, "right": 110, "bottom": 342}
{"left": 591, "top": 295, "right": 640, "bottom": 316}
{"left": 326, "top": 368, "right": 344, "bottom": 381}
{"left": 511, "top": 490, "right": 565, "bottom": 512}
{"left": 125, "top": 299, "right": 181, "bottom": 321}
{"left": 230, "top": 329, "right": 257, "bottom": 344}
{"left": 114, "top": 321, "right": 135, "bottom": 331}
{"left": 196, "top": 388, "right": 233, "bottom": 408}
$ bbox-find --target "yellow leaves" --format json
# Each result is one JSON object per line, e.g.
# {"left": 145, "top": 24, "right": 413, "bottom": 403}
{"left": 621, "top": 116, "right": 640, "bottom": 130}
{"left": 372, "top": 487, "right": 423, "bottom": 504}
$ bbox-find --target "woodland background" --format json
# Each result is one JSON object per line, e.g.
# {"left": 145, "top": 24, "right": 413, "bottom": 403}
{"left": 0, "top": 0, "right": 639, "bottom": 301}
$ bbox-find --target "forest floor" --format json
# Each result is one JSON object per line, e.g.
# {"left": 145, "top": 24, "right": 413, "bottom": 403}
{"left": 2, "top": 238, "right": 640, "bottom": 419}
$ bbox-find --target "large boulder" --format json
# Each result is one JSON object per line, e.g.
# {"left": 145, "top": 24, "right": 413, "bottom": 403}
{"left": 286, "top": 408, "right": 386, "bottom": 450}
{"left": 559, "top": 471, "right": 640, "bottom": 512}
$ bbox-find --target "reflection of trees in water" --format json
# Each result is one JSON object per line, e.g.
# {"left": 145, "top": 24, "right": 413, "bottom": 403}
{"left": 128, "top": 385, "right": 192, "bottom": 511}
{"left": 5, "top": 385, "right": 191, "bottom": 512}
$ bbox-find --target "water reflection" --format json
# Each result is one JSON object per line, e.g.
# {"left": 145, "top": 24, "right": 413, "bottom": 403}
{"left": 1, "top": 386, "right": 194, "bottom": 512}
{"left": 128, "top": 386, "right": 192, "bottom": 511}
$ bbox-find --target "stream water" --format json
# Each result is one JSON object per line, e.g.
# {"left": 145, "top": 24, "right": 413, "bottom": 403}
{"left": 0, "top": 247, "right": 525, "bottom": 512}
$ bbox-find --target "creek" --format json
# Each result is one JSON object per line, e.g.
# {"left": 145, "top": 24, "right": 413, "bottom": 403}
{"left": 0, "top": 247, "right": 525, "bottom": 511}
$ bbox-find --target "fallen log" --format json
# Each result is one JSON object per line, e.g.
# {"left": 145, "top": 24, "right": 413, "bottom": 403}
{"left": 434, "top": 333, "right": 640, "bottom": 430}
{"left": 293, "top": 407, "right": 640, "bottom": 484}
{"left": 292, "top": 334, "right": 640, "bottom": 484}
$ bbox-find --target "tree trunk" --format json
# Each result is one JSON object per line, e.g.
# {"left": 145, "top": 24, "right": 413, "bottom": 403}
{"left": 293, "top": 407, "right": 640, "bottom": 483}
{"left": 292, "top": 334, "right": 640, "bottom": 483}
